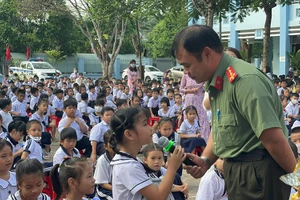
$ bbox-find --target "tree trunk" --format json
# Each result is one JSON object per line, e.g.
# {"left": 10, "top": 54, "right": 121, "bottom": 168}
{"left": 262, "top": 3, "right": 274, "bottom": 70}
{"left": 247, "top": 44, "right": 253, "bottom": 63}
{"left": 206, "top": 1, "right": 215, "bottom": 27}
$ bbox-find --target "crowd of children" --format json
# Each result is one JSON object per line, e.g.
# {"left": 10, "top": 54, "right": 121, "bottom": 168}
{"left": 0, "top": 70, "right": 212, "bottom": 199}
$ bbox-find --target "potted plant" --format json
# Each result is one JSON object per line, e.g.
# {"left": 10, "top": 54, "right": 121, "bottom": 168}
{"left": 288, "top": 49, "right": 300, "bottom": 75}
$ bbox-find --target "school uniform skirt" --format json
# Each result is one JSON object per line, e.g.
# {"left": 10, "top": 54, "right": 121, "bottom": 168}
{"left": 181, "top": 137, "right": 206, "bottom": 153}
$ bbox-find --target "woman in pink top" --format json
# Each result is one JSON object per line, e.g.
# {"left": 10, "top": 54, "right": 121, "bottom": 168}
{"left": 126, "top": 59, "right": 140, "bottom": 95}
{"left": 180, "top": 70, "right": 210, "bottom": 142}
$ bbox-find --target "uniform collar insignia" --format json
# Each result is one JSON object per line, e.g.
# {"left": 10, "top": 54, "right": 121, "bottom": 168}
{"left": 226, "top": 66, "right": 238, "bottom": 83}
{"left": 214, "top": 76, "right": 223, "bottom": 91}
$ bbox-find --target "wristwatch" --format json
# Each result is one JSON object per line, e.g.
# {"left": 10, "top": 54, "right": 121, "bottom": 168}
{"left": 200, "top": 156, "right": 211, "bottom": 167}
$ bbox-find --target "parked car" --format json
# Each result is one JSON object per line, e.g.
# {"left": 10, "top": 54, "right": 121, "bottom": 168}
{"left": 9, "top": 58, "right": 62, "bottom": 80}
{"left": 122, "top": 65, "right": 164, "bottom": 83}
{"left": 168, "top": 65, "right": 184, "bottom": 81}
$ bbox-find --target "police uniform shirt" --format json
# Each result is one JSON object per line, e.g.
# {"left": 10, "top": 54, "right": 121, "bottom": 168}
{"left": 0, "top": 171, "right": 17, "bottom": 200}
{"left": 110, "top": 154, "right": 152, "bottom": 200}
{"left": 105, "top": 101, "right": 117, "bottom": 110}
{"left": 53, "top": 146, "right": 80, "bottom": 166}
{"left": 179, "top": 119, "right": 201, "bottom": 135}
{"left": 106, "top": 94, "right": 114, "bottom": 102}
{"left": 8, "top": 190, "right": 50, "bottom": 200}
{"left": 58, "top": 117, "right": 88, "bottom": 141}
{"left": 158, "top": 107, "right": 175, "bottom": 118}
{"left": 285, "top": 101, "right": 299, "bottom": 117}
{"left": 52, "top": 96, "right": 64, "bottom": 110}
{"left": 29, "top": 113, "right": 48, "bottom": 132}
{"left": 89, "top": 113, "right": 101, "bottom": 126}
{"left": 78, "top": 101, "right": 88, "bottom": 114}
{"left": 90, "top": 121, "right": 110, "bottom": 143}
{"left": 23, "top": 139, "right": 43, "bottom": 163}
{"left": 196, "top": 165, "right": 227, "bottom": 200}
{"left": 0, "top": 110, "right": 13, "bottom": 130}
{"left": 94, "top": 152, "right": 112, "bottom": 185}
{"left": 12, "top": 100, "right": 27, "bottom": 117}
{"left": 88, "top": 91, "right": 97, "bottom": 101}
{"left": 148, "top": 97, "right": 160, "bottom": 108}
{"left": 205, "top": 53, "right": 287, "bottom": 158}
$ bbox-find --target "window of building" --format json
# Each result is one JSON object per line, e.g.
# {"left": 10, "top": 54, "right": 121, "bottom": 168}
{"left": 296, "top": 8, "right": 300, "bottom": 17}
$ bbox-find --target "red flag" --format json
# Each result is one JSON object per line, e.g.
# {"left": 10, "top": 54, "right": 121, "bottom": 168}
{"left": 26, "top": 46, "right": 31, "bottom": 60}
{"left": 5, "top": 45, "right": 12, "bottom": 61}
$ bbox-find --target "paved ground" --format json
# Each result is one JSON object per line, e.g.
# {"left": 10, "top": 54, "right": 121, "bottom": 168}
{"left": 48, "top": 137, "right": 200, "bottom": 199}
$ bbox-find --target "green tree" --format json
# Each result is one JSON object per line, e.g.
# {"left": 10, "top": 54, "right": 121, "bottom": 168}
{"left": 15, "top": 0, "right": 140, "bottom": 78}
{"left": 146, "top": 10, "right": 188, "bottom": 58}
{"left": 45, "top": 49, "right": 67, "bottom": 67}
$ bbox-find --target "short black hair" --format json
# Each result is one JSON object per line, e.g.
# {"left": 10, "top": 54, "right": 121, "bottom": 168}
{"left": 60, "top": 127, "right": 77, "bottom": 141}
{"left": 225, "top": 47, "right": 243, "bottom": 59}
{"left": 171, "top": 25, "right": 223, "bottom": 61}
{"left": 8, "top": 121, "right": 26, "bottom": 135}
{"left": 167, "top": 88, "right": 174, "bottom": 95}
{"left": 16, "top": 159, "right": 44, "bottom": 184}
{"left": 100, "top": 106, "right": 114, "bottom": 115}
{"left": 142, "top": 143, "right": 163, "bottom": 158}
{"left": 89, "top": 85, "right": 95, "bottom": 90}
{"left": 31, "top": 87, "right": 38, "bottom": 94}
{"left": 26, "top": 119, "right": 42, "bottom": 131}
{"left": 0, "top": 99, "right": 11, "bottom": 109}
{"left": 116, "top": 99, "right": 127, "bottom": 108}
{"left": 40, "top": 93, "right": 48, "bottom": 100}
{"left": 81, "top": 92, "right": 88, "bottom": 101}
{"left": 95, "top": 98, "right": 105, "bottom": 106}
{"left": 290, "top": 93, "right": 299, "bottom": 98}
{"left": 64, "top": 98, "right": 77, "bottom": 109}
{"left": 17, "top": 89, "right": 25, "bottom": 95}
{"left": 160, "top": 97, "right": 170, "bottom": 106}
{"left": 48, "top": 87, "right": 54, "bottom": 91}
{"left": 152, "top": 88, "right": 159, "bottom": 93}
{"left": 55, "top": 89, "right": 63, "bottom": 95}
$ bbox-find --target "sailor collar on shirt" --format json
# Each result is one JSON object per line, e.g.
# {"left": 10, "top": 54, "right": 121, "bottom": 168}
{"left": 205, "top": 53, "right": 233, "bottom": 92}
{"left": 0, "top": 171, "right": 17, "bottom": 188}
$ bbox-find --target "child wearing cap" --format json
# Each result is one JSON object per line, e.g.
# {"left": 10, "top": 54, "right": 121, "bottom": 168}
{"left": 290, "top": 120, "right": 300, "bottom": 157}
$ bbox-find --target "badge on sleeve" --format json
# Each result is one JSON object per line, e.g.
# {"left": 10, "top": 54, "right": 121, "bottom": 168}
{"left": 214, "top": 76, "right": 223, "bottom": 91}
{"left": 226, "top": 66, "right": 238, "bottom": 83}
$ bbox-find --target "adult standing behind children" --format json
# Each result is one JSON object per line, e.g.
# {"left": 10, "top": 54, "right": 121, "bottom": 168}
{"left": 180, "top": 69, "right": 210, "bottom": 142}
{"left": 126, "top": 59, "right": 140, "bottom": 95}
{"left": 172, "top": 25, "right": 296, "bottom": 200}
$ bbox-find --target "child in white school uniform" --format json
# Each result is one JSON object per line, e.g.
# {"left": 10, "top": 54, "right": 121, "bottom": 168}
{"left": 0, "top": 139, "right": 17, "bottom": 200}
{"left": 179, "top": 105, "right": 206, "bottom": 153}
{"left": 148, "top": 88, "right": 160, "bottom": 117}
{"left": 58, "top": 98, "right": 92, "bottom": 157}
{"left": 5, "top": 121, "right": 26, "bottom": 167}
{"left": 90, "top": 107, "right": 114, "bottom": 164}
{"left": 110, "top": 107, "right": 184, "bottom": 200}
{"left": 142, "top": 143, "right": 189, "bottom": 200}
{"left": 0, "top": 115, "right": 8, "bottom": 138}
{"left": 158, "top": 97, "right": 175, "bottom": 118}
{"left": 52, "top": 89, "right": 64, "bottom": 118}
{"left": 196, "top": 159, "right": 227, "bottom": 200}
{"left": 89, "top": 99, "right": 104, "bottom": 127}
{"left": 7, "top": 159, "right": 50, "bottom": 200}
{"left": 50, "top": 157, "right": 95, "bottom": 200}
{"left": 0, "top": 98, "right": 13, "bottom": 130}
{"left": 21, "top": 120, "right": 44, "bottom": 163}
{"left": 53, "top": 127, "right": 81, "bottom": 166}
{"left": 11, "top": 89, "right": 29, "bottom": 123}
{"left": 94, "top": 130, "right": 114, "bottom": 200}
{"left": 78, "top": 92, "right": 90, "bottom": 125}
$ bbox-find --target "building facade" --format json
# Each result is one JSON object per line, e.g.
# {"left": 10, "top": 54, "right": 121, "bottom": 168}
{"left": 190, "top": 3, "right": 300, "bottom": 76}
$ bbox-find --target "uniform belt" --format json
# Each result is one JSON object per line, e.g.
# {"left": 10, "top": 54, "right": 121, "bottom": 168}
{"left": 225, "top": 149, "right": 270, "bottom": 162}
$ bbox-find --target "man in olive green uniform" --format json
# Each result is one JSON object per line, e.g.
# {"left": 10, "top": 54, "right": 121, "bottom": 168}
{"left": 172, "top": 25, "right": 296, "bottom": 200}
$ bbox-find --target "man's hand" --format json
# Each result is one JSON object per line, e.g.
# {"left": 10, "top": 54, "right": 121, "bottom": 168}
{"left": 183, "top": 153, "right": 209, "bottom": 178}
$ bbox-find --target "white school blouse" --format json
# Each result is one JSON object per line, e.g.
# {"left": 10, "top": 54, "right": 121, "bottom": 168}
{"left": 110, "top": 154, "right": 152, "bottom": 200}
{"left": 0, "top": 171, "right": 17, "bottom": 200}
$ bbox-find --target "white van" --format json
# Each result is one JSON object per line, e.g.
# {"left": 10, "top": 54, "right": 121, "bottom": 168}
{"left": 9, "top": 58, "right": 62, "bottom": 79}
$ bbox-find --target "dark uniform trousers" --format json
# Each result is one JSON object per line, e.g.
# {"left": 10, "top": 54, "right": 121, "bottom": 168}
{"left": 223, "top": 150, "right": 290, "bottom": 200}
